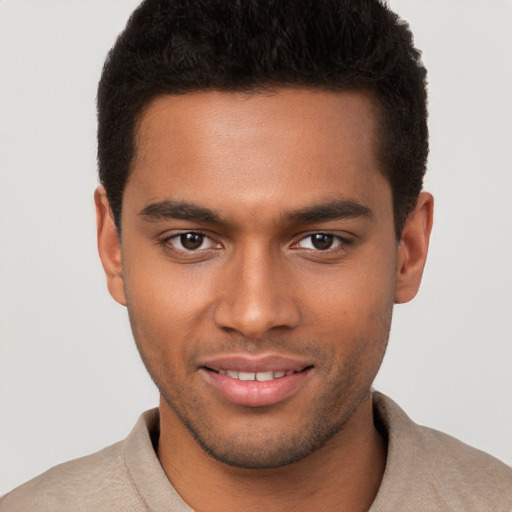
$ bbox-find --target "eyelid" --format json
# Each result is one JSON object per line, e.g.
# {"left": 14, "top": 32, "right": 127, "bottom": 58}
{"left": 289, "top": 232, "right": 355, "bottom": 258}
{"left": 160, "top": 230, "right": 222, "bottom": 253}
{"left": 293, "top": 231, "right": 352, "bottom": 245}
{"left": 157, "top": 229, "right": 354, "bottom": 258}
{"left": 297, "top": 235, "right": 338, "bottom": 250}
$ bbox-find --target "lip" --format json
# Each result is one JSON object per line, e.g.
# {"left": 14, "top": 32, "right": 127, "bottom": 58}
{"left": 200, "top": 354, "right": 314, "bottom": 407}
{"left": 201, "top": 354, "right": 312, "bottom": 373}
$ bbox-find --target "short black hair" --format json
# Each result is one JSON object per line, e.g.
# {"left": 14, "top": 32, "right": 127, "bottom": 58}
{"left": 97, "top": 0, "right": 428, "bottom": 236}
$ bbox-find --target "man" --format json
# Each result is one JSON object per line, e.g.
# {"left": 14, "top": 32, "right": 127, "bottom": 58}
{"left": 1, "top": 0, "right": 510, "bottom": 510}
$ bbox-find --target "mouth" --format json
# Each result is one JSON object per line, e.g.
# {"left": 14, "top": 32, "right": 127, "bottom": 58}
{"left": 199, "top": 355, "right": 314, "bottom": 407}
{"left": 206, "top": 368, "right": 307, "bottom": 381}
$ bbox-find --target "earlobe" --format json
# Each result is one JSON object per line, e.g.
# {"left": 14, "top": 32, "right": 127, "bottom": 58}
{"left": 94, "top": 186, "right": 127, "bottom": 306}
{"left": 394, "top": 192, "right": 434, "bottom": 304}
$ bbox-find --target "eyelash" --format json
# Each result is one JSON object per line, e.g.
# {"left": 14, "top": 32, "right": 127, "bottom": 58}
{"left": 161, "top": 231, "right": 220, "bottom": 253}
{"left": 160, "top": 231, "right": 352, "bottom": 256}
{"left": 292, "top": 233, "right": 352, "bottom": 252}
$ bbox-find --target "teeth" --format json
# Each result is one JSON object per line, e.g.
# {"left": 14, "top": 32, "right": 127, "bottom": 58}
{"left": 256, "top": 371, "right": 274, "bottom": 382}
{"left": 218, "top": 370, "right": 295, "bottom": 381}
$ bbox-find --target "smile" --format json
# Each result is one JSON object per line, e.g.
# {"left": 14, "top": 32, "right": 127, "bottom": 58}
{"left": 200, "top": 358, "right": 313, "bottom": 407}
{"left": 216, "top": 369, "right": 297, "bottom": 381}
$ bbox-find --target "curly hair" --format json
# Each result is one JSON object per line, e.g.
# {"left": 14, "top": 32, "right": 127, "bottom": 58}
{"left": 97, "top": 0, "right": 428, "bottom": 236}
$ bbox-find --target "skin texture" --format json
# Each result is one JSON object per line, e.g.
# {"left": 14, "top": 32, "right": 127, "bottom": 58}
{"left": 95, "top": 89, "right": 433, "bottom": 511}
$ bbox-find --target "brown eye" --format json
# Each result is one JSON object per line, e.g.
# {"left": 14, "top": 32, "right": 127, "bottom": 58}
{"left": 162, "top": 231, "right": 221, "bottom": 259}
{"left": 310, "top": 233, "right": 334, "bottom": 250}
{"left": 180, "top": 232, "right": 204, "bottom": 250}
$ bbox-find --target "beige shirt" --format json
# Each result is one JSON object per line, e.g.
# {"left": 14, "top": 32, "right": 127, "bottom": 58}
{"left": 2, "top": 392, "right": 511, "bottom": 511}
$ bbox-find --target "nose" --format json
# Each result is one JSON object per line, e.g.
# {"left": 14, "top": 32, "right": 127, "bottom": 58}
{"left": 213, "top": 244, "right": 301, "bottom": 340}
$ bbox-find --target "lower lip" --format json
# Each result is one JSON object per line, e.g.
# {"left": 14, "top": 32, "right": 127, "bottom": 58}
{"left": 201, "top": 369, "right": 312, "bottom": 407}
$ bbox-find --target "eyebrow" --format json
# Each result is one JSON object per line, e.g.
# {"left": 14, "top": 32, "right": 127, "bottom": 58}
{"left": 139, "top": 200, "right": 224, "bottom": 224}
{"left": 138, "top": 198, "right": 372, "bottom": 226}
{"left": 286, "top": 199, "right": 372, "bottom": 223}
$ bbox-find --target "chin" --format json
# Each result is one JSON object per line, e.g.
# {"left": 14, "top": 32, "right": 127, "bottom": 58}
{"left": 163, "top": 393, "right": 354, "bottom": 470}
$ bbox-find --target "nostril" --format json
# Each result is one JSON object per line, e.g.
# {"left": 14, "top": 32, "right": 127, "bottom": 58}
{"left": 212, "top": 273, "right": 301, "bottom": 339}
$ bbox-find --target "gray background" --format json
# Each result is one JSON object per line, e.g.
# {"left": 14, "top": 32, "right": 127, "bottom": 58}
{"left": 1, "top": 0, "right": 511, "bottom": 494}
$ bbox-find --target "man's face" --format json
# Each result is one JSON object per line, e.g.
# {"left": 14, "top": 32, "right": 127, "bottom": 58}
{"left": 110, "top": 89, "right": 402, "bottom": 467}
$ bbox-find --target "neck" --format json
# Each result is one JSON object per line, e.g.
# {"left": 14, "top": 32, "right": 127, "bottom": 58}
{"left": 157, "top": 392, "right": 386, "bottom": 512}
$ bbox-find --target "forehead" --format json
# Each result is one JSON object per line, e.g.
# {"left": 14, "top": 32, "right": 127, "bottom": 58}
{"left": 126, "top": 89, "right": 390, "bottom": 221}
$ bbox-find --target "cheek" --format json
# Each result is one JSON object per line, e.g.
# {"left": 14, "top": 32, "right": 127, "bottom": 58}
{"left": 301, "top": 250, "right": 396, "bottom": 373}
{"left": 122, "top": 257, "right": 217, "bottom": 365}
{"left": 125, "top": 249, "right": 215, "bottom": 319}
{"left": 306, "top": 257, "right": 396, "bottom": 326}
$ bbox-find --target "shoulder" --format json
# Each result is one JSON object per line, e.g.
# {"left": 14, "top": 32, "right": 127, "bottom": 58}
{"left": 0, "top": 440, "right": 144, "bottom": 512}
{"left": 0, "top": 408, "right": 190, "bottom": 512}
{"left": 417, "top": 422, "right": 512, "bottom": 500}
{"left": 372, "top": 392, "right": 512, "bottom": 511}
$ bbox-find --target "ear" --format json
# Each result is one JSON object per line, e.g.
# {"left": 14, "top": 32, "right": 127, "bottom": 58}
{"left": 94, "top": 186, "right": 127, "bottom": 306}
{"left": 394, "top": 192, "right": 434, "bottom": 304}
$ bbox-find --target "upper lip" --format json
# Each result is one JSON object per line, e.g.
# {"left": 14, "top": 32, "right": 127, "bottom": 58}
{"left": 200, "top": 354, "right": 313, "bottom": 373}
